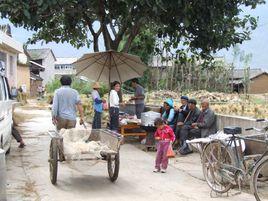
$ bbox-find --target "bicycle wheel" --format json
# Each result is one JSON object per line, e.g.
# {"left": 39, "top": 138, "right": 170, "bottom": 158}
{"left": 202, "top": 140, "right": 236, "bottom": 193}
{"left": 251, "top": 156, "right": 268, "bottom": 201}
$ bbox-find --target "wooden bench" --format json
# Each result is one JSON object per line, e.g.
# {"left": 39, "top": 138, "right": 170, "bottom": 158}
{"left": 120, "top": 124, "right": 147, "bottom": 137}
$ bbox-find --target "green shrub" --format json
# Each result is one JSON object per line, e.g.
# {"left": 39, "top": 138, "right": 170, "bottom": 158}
{"left": 72, "top": 78, "right": 91, "bottom": 94}
{"left": 46, "top": 79, "right": 61, "bottom": 93}
{"left": 45, "top": 77, "right": 108, "bottom": 96}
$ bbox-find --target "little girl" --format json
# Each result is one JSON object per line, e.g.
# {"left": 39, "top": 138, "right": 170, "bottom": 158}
{"left": 154, "top": 118, "right": 175, "bottom": 173}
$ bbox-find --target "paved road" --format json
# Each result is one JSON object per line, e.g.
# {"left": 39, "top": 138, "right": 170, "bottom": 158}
{"left": 5, "top": 103, "right": 256, "bottom": 201}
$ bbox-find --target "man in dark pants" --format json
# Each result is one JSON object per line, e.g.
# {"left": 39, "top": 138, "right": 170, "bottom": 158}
{"left": 129, "top": 78, "right": 145, "bottom": 119}
{"left": 173, "top": 96, "right": 189, "bottom": 148}
{"left": 191, "top": 98, "right": 217, "bottom": 138}
{"left": 12, "top": 126, "right": 25, "bottom": 148}
{"left": 178, "top": 99, "right": 200, "bottom": 155}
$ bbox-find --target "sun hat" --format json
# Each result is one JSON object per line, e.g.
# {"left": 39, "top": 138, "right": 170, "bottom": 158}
{"left": 92, "top": 82, "right": 101, "bottom": 89}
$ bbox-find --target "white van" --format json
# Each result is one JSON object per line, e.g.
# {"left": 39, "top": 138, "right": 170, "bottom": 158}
{"left": 0, "top": 74, "right": 13, "bottom": 153}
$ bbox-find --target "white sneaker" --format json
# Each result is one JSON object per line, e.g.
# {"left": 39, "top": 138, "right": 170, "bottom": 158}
{"left": 161, "top": 169, "right": 166, "bottom": 173}
{"left": 153, "top": 168, "right": 160, "bottom": 173}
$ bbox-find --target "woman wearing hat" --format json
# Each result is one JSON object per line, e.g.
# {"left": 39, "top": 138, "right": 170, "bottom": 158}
{"left": 91, "top": 82, "right": 105, "bottom": 129}
{"left": 162, "top": 98, "right": 176, "bottom": 130}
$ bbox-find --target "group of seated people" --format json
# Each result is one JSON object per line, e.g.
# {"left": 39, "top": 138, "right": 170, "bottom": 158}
{"left": 161, "top": 96, "right": 217, "bottom": 155}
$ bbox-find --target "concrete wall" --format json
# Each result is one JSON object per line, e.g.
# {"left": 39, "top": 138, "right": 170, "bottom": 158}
{"left": 217, "top": 114, "right": 266, "bottom": 133}
{"left": 217, "top": 114, "right": 267, "bottom": 155}
{"left": 39, "top": 52, "right": 56, "bottom": 85}
{"left": 17, "top": 64, "right": 30, "bottom": 95}
{"left": 249, "top": 74, "right": 268, "bottom": 94}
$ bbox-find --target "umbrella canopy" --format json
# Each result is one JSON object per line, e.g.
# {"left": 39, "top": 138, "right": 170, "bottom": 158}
{"left": 74, "top": 50, "right": 147, "bottom": 84}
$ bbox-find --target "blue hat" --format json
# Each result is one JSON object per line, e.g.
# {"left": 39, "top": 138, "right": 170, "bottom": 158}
{"left": 181, "top": 96, "right": 189, "bottom": 101}
{"left": 164, "top": 98, "right": 174, "bottom": 107}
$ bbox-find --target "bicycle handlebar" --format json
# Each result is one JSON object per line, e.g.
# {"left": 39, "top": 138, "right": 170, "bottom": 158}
{"left": 256, "top": 119, "right": 266, "bottom": 122}
{"left": 245, "top": 127, "right": 263, "bottom": 132}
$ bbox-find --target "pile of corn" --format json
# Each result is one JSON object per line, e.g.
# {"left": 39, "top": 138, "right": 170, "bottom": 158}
{"left": 211, "top": 103, "right": 268, "bottom": 119}
{"left": 186, "top": 90, "right": 241, "bottom": 103}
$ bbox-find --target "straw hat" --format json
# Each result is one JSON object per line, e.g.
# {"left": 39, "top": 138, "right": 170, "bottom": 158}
{"left": 92, "top": 82, "right": 101, "bottom": 89}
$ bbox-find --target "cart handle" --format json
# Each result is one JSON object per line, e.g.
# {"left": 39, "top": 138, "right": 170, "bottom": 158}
{"left": 256, "top": 119, "right": 266, "bottom": 122}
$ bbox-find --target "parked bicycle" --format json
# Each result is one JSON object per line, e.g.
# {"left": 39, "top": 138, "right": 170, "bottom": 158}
{"left": 201, "top": 120, "right": 268, "bottom": 201}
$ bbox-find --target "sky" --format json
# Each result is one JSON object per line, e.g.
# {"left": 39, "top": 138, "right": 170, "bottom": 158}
{"left": 1, "top": 3, "right": 268, "bottom": 70}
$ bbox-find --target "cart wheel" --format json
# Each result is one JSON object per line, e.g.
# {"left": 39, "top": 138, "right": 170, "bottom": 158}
{"left": 49, "top": 139, "right": 58, "bottom": 185}
{"left": 107, "top": 153, "right": 120, "bottom": 182}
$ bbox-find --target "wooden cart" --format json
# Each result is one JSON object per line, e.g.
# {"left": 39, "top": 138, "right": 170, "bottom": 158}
{"left": 48, "top": 129, "right": 122, "bottom": 184}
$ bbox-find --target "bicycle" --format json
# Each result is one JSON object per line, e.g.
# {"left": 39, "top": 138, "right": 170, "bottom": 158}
{"left": 201, "top": 120, "right": 268, "bottom": 201}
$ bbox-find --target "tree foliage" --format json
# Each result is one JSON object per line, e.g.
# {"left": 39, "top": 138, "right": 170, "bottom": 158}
{"left": 0, "top": 0, "right": 264, "bottom": 57}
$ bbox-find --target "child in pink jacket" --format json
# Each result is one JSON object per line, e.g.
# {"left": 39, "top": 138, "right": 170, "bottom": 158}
{"left": 154, "top": 118, "right": 175, "bottom": 173}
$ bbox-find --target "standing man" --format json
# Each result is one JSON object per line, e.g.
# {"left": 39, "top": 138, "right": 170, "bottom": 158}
{"left": 52, "top": 75, "right": 84, "bottom": 131}
{"left": 37, "top": 85, "right": 43, "bottom": 98}
{"left": 91, "top": 82, "right": 104, "bottom": 129}
{"left": 129, "top": 78, "right": 145, "bottom": 119}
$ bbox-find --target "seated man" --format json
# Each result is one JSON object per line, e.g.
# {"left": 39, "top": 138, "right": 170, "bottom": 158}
{"left": 173, "top": 96, "right": 189, "bottom": 147}
{"left": 177, "top": 99, "right": 200, "bottom": 154}
{"left": 179, "top": 98, "right": 217, "bottom": 155}
{"left": 177, "top": 95, "right": 189, "bottom": 122}
{"left": 191, "top": 98, "right": 217, "bottom": 138}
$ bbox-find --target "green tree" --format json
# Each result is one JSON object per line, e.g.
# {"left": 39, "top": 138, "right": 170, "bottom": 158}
{"left": 0, "top": 0, "right": 264, "bottom": 57}
{"left": 240, "top": 51, "right": 252, "bottom": 94}
{"left": 46, "top": 77, "right": 92, "bottom": 94}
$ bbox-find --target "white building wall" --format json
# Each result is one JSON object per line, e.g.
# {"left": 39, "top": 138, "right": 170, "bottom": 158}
{"left": 0, "top": 49, "right": 17, "bottom": 87}
{"left": 39, "top": 52, "right": 56, "bottom": 85}
{"left": 54, "top": 57, "right": 77, "bottom": 76}
{"left": 0, "top": 30, "right": 23, "bottom": 88}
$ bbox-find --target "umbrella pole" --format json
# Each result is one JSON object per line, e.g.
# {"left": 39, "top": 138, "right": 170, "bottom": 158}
{"left": 108, "top": 51, "right": 111, "bottom": 106}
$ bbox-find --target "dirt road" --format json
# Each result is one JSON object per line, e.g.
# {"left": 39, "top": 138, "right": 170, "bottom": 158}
{"left": 5, "top": 102, "right": 256, "bottom": 201}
